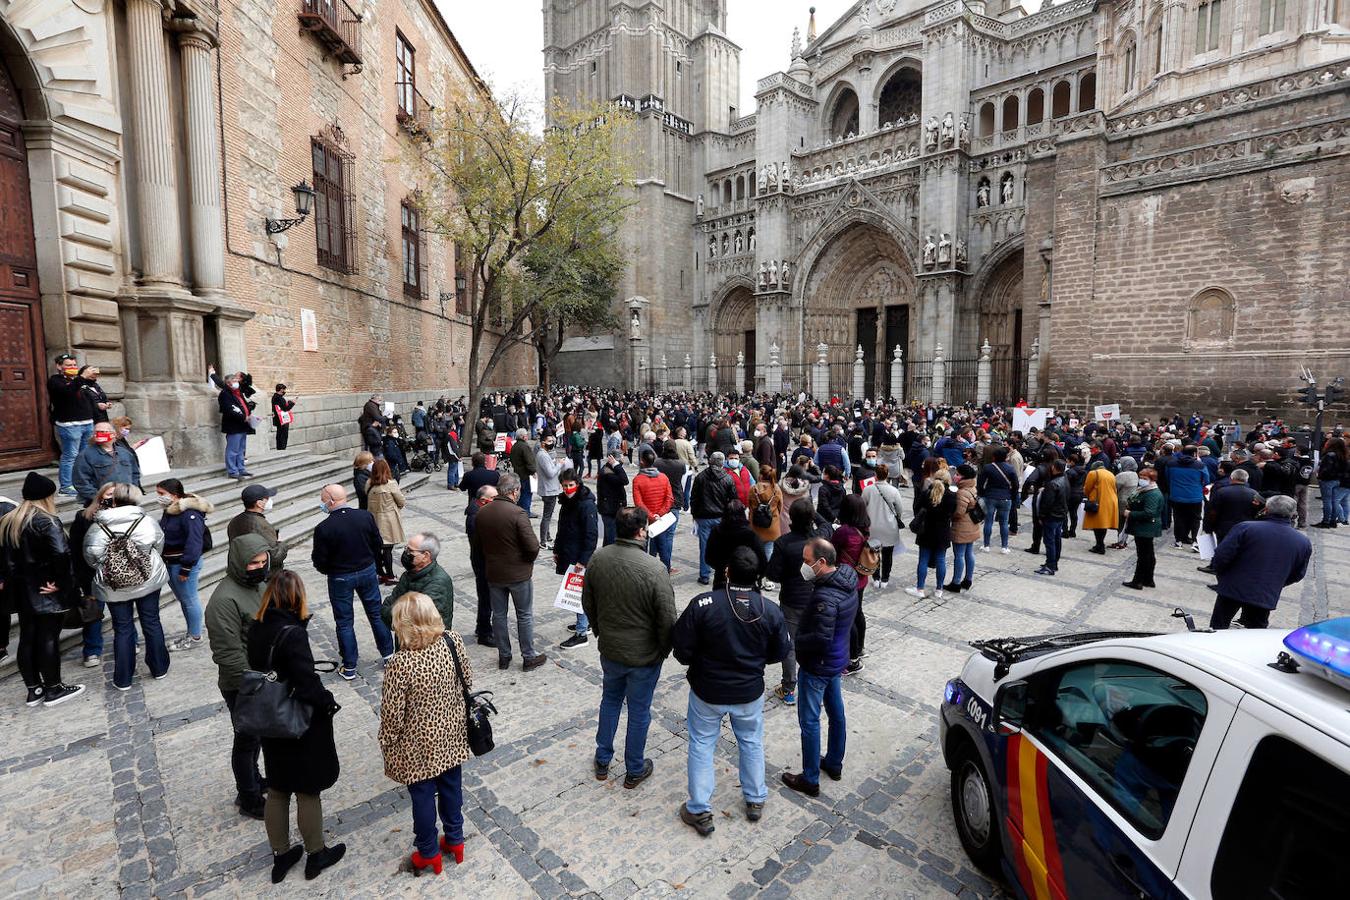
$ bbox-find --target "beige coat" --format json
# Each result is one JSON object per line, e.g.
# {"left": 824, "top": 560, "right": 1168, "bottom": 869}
{"left": 749, "top": 481, "right": 783, "bottom": 542}
{"left": 379, "top": 632, "right": 473, "bottom": 784}
{"left": 951, "top": 483, "right": 983, "bottom": 545}
{"left": 367, "top": 481, "right": 406, "bottom": 545}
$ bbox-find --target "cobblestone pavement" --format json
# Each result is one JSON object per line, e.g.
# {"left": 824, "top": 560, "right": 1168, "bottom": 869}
{"left": 3, "top": 478, "right": 1346, "bottom": 898}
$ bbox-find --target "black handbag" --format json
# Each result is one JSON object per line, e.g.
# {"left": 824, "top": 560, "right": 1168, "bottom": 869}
{"left": 232, "top": 626, "right": 313, "bottom": 740}
{"left": 1084, "top": 500, "right": 1100, "bottom": 514}
{"left": 62, "top": 594, "right": 104, "bottom": 630}
{"left": 968, "top": 498, "right": 986, "bottom": 525}
{"left": 445, "top": 632, "right": 497, "bottom": 756}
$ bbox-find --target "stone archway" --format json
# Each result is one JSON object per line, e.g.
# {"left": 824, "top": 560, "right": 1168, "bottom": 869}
{"left": 972, "top": 248, "right": 1027, "bottom": 403}
{"left": 799, "top": 222, "right": 916, "bottom": 398}
{"left": 712, "top": 285, "right": 756, "bottom": 393}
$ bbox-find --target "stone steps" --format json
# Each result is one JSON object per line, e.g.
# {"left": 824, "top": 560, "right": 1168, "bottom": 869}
{"left": 1, "top": 453, "right": 432, "bottom": 678}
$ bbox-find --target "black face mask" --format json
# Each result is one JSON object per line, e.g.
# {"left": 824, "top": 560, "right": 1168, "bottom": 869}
{"left": 401, "top": 549, "right": 418, "bottom": 570}
{"left": 243, "top": 567, "right": 268, "bottom": 585}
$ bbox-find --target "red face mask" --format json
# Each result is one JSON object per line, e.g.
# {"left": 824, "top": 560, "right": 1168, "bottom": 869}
{"left": 563, "top": 485, "right": 579, "bottom": 497}
{"left": 93, "top": 432, "right": 114, "bottom": 444}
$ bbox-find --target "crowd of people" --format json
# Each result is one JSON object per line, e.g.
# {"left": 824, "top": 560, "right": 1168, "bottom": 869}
{"left": 0, "top": 376, "right": 1339, "bottom": 873}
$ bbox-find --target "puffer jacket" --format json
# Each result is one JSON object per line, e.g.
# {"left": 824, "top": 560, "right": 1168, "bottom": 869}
{"left": 205, "top": 533, "right": 271, "bottom": 692}
{"left": 84, "top": 504, "right": 168, "bottom": 603}
{"left": 951, "top": 483, "right": 983, "bottom": 545}
{"left": 778, "top": 476, "right": 812, "bottom": 532}
{"left": 1167, "top": 454, "right": 1210, "bottom": 504}
{"left": 0, "top": 507, "right": 78, "bottom": 615}
{"left": 160, "top": 494, "right": 214, "bottom": 570}
{"left": 794, "top": 564, "right": 859, "bottom": 677}
{"left": 580, "top": 538, "right": 676, "bottom": 667}
{"left": 691, "top": 466, "right": 736, "bottom": 520}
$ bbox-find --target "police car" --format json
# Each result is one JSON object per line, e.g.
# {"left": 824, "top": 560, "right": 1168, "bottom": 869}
{"left": 939, "top": 615, "right": 1350, "bottom": 899}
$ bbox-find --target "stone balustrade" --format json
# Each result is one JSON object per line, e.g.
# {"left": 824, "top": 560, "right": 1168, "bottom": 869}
{"left": 792, "top": 123, "right": 921, "bottom": 191}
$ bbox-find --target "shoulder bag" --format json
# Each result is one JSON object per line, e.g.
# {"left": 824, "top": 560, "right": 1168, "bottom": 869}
{"left": 232, "top": 626, "right": 313, "bottom": 740}
{"left": 445, "top": 633, "right": 498, "bottom": 757}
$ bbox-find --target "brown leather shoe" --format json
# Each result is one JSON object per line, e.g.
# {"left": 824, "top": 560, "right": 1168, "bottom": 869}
{"left": 780, "top": 772, "right": 820, "bottom": 797}
{"left": 523, "top": 653, "right": 548, "bottom": 672}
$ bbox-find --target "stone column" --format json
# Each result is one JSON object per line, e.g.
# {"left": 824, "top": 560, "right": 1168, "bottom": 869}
{"left": 813, "top": 342, "right": 830, "bottom": 399}
{"left": 684, "top": 354, "right": 692, "bottom": 390}
{"left": 708, "top": 353, "right": 718, "bottom": 393}
{"left": 766, "top": 343, "right": 782, "bottom": 394}
{"left": 851, "top": 344, "right": 865, "bottom": 399}
{"left": 126, "top": 0, "right": 184, "bottom": 290}
{"left": 932, "top": 343, "right": 946, "bottom": 405}
{"left": 638, "top": 357, "right": 648, "bottom": 391}
{"left": 178, "top": 26, "right": 224, "bottom": 296}
{"left": 735, "top": 352, "right": 746, "bottom": 395}
{"left": 977, "top": 339, "right": 993, "bottom": 405}
{"left": 1027, "top": 338, "right": 1041, "bottom": 405}
{"left": 890, "top": 344, "right": 905, "bottom": 403}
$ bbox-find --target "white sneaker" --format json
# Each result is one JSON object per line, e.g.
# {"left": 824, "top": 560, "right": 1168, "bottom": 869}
{"left": 904, "top": 587, "right": 926, "bottom": 599}
{"left": 1001, "top": 548, "right": 1011, "bottom": 555}
{"left": 934, "top": 590, "right": 946, "bottom": 600}
{"left": 979, "top": 545, "right": 990, "bottom": 552}
{"left": 83, "top": 655, "right": 102, "bottom": 668}
{"left": 875, "top": 581, "right": 887, "bottom": 590}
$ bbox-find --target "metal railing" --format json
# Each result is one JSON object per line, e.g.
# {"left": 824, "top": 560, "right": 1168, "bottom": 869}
{"left": 299, "top": 0, "right": 363, "bottom": 66}
{"left": 396, "top": 81, "right": 435, "bottom": 133}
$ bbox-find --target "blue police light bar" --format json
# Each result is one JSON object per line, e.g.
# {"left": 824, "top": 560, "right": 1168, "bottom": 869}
{"left": 1284, "top": 618, "right": 1350, "bottom": 692}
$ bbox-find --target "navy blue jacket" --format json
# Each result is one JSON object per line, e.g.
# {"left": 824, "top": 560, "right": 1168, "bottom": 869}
{"left": 554, "top": 485, "right": 599, "bottom": 573}
{"left": 160, "top": 496, "right": 211, "bottom": 569}
{"left": 795, "top": 564, "right": 859, "bottom": 677}
{"left": 672, "top": 586, "right": 792, "bottom": 705}
{"left": 311, "top": 506, "right": 383, "bottom": 575}
{"left": 815, "top": 439, "right": 848, "bottom": 476}
{"left": 1167, "top": 454, "right": 1210, "bottom": 504}
{"left": 1211, "top": 515, "right": 1311, "bottom": 609}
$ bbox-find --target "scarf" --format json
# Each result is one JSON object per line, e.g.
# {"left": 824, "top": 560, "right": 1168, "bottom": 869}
{"left": 639, "top": 467, "right": 661, "bottom": 478}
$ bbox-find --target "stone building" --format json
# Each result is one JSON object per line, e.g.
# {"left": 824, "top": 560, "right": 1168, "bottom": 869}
{"left": 545, "top": 0, "right": 1350, "bottom": 418}
{"left": 0, "top": 0, "right": 530, "bottom": 474}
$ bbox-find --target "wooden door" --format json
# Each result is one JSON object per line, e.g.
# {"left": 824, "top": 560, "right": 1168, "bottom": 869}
{"left": 0, "top": 61, "right": 50, "bottom": 469}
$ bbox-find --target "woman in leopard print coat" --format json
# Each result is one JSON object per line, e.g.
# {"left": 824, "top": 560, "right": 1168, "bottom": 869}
{"left": 379, "top": 592, "right": 474, "bottom": 874}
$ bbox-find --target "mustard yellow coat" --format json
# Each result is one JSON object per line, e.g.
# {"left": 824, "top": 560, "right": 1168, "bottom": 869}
{"left": 1082, "top": 467, "right": 1120, "bottom": 531}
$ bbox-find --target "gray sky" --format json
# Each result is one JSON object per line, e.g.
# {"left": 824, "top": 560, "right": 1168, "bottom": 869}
{"left": 439, "top": 1, "right": 858, "bottom": 112}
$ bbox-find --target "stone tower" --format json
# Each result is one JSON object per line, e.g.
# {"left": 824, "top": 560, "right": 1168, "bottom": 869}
{"left": 544, "top": 0, "right": 740, "bottom": 388}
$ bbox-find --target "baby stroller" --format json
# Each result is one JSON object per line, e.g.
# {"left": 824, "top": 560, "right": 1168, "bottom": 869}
{"left": 409, "top": 430, "right": 442, "bottom": 472}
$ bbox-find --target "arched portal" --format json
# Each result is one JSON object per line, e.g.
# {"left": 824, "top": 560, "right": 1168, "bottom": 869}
{"left": 712, "top": 285, "right": 756, "bottom": 393}
{"left": 877, "top": 66, "right": 921, "bottom": 125}
{"left": 976, "top": 250, "right": 1027, "bottom": 403}
{"left": 0, "top": 54, "right": 50, "bottom": 469}
{"left": 800, "top": 223, "right": 916, "bottom": 398}
{"left": 827, "top": 87, "right": 860, "bottom": 140}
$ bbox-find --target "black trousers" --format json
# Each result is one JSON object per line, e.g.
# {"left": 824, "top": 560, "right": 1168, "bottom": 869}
{"left": 1173, "top": 502, "right": 1202, "bottom": 544}
{"left": 275, "top": 423, "right": 289, "bottom": 450}
{"left": 1028, "top": 514, "right": 1043, "bottom": 552}
{"left": 1210, "top": 595, "right": 1271, "bottom": 630}
{"left": 1093, "top": 528, "right": 1108, "bottom": 549}
{"left": 1131, "top": 537, "right": 1156, "bottom": 586}
{"left": 221, "top": 690, "right": 264, "bottom": 800}
{"left": 879, "top": 545, "right": 895, "bottom": 582}
{"left": 471, "top": 547, "right": 492, "bottom": 638}
{"left": 379, "top": 543, "right": 395, "bottom": 579}
{"left": 16, "top": 603, "right": 63, "bottom": 687}
{"left": 849, "top": 587, "right": 866, "bottom": 660}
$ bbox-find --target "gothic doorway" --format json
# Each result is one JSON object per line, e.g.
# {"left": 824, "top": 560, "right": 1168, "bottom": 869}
{"left": 0, "top": 58, "right": 50, "bottom": 470}
{"left": 712, "top": 285, "right": 755, "bottom": 392}
{"left": 978, "top": 251, "right": 1027, "bottom": 403}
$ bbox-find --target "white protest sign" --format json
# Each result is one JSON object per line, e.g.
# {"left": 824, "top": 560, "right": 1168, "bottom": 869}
{"left": 133, "top": 436, "right": 171, "bottom": 477}
{"left": 553, "top": 566, "right": 585, "bottom": 614}
{"left": 1013, "top": 407, "right": 1053, "bottom": 433}
{"left": 648, "top": 511, "right": 678, "bottom": 538}
{"left": 493, "top": 433, "right": 508, "bottom": 453}
{"left": 1094, "top": 403, "right": 1121, "bottom": 423}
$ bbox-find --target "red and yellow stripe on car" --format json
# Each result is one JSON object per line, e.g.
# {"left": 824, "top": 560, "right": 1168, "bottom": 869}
{"left": 1005, "top": 734, "right": 1067, "bottom": 900}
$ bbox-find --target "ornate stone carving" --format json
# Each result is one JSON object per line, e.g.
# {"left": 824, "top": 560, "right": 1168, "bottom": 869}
{"left": 940, "top": 112, "right": 955, "bottom": 147}
{"left": 1000, "top": 172, "right": 1015, "bottom": 204}
{"left": 922, "top": 235, "right": 937, "bottom": 268}
{"left": 924, "top": 115, "right": 939, "bottom": 150}
{"left": 937, "top": 233, "right": 952, "bottom": 265}
{"left": 955, "top": 238, "right": 968, "bottom": 267}
{"left": 976, "top": 178, "right": 991, "bottom": 207}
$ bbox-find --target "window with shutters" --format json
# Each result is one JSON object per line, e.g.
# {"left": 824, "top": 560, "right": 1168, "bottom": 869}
{"left": 311, "top": 133, "right": 357, "bottom": 274}
{"left": 400, "top": 198, "right": 425, "bottom": 299}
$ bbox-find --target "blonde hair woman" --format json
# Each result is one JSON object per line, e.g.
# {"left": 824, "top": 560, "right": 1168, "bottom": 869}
{"left": 379, "top": 592, "right": 473, "bottom": 876}
{"left": 0, "top": 472, "right": 84, "bottom": 707}
{"left": 905, "top": 468, "right": 957, "bottom": 600}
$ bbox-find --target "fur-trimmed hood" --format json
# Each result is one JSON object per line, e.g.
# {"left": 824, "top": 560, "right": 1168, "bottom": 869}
{"left": 167, "top": 494, "right": 214, "bottom": 516}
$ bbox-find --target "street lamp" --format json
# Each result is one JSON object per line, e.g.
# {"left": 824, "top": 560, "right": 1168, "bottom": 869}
{"left": 455, "top": 273, "right": 468, "bottom": 294}
{"left": 265, "top": 181, "right": 317, "bottom": 235}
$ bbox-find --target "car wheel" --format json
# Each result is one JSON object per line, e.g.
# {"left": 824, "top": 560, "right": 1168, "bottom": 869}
{"left": 950, "top": 740, "right": 1002, "bottom": 875}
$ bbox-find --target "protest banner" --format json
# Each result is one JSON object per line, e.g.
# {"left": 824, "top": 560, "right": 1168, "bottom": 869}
{"left": 1094, "top": 403, "right": 1121, "bottom": 423}
{"left": 1013, "top": 407, "right": 1053, "bottom": 433}
{"left": 553, "top": 566, "right": 585, "bottom": 614}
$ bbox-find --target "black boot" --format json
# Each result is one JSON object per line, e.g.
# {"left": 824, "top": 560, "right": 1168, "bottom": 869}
{"left": 272, "top": 845, "right": 303, "bottom": 884}
{"left": 942, "top": 582, "right": 961, "bottom": 593}
{"left": 960, "top": 579, "right": 972, "bottom": 590}
{"left": 305, "top": 843, "right": 347, "bottom": 880}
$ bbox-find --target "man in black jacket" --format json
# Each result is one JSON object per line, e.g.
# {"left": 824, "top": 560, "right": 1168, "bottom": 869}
{"left": 765, "top": 498, "right": 833, "bottom": 705}
{"left": 673, "top": 547, "right": 791, "bottom": 835}
{"left": 1205, "top": 469, "right": 1263, "bottom": 544}
{"left": 48, "top": 353, "right": 96, "bottom": 495}
{"left": 691, "top": 451, "right": 736, "bottom": 585}
{"left": 311, "top": 484, "right": 395, "bottom": 679}
{"left": 1035, "top": 459, "right": 1070, "bottom": 577}
{"left": 595, "top": 452, "right": 629, "bottom": 546}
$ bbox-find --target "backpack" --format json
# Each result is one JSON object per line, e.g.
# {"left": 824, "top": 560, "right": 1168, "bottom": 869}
{"left": 96, "top": 515, "right": 153, "bottom": 590}
{"left": 752, "top": 501, "right": 774, "bottom": 529}
{"left": 855, "top": 540, "right": 881, "bottom": 577}
{"left": 202, "top": 524, "right": 215, "bottom": 553}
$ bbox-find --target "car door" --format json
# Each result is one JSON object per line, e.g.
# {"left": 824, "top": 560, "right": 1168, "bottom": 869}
{"left": 1003, "top": 651, "right": 1239, "bottom": 900}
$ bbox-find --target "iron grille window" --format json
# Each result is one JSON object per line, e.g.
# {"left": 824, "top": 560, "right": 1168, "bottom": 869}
{"left": 401, "top": 198, "right": 425, "bottom": 299}
{"left": 396, "top": 32, "right": 415, "bottom": 118}
{"left": 311, "top": 136, "right": 357, "bottom": 273}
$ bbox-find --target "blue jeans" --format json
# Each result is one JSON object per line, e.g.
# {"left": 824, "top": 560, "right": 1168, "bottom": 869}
{"left": 601, "top": 514, "right": 617, "bottom": 546}
{"left": 408, "top": 766, "right": 464, "bottom": 857}
{"left": 575, "top": 612, "right": 590, "bottom": 635}
{"left": 595, "top": 656, "right": 662, "bottom": 777}
{"left": 797, "top": 669, "right": 846, "bottom": 785}
{"left": 649, "top": 509, "right": 677, "bottom": 570}
{"left": 1336, "top": 484, "right": 1350, "bottom": 524}
{"left": 686, "top": 691, "right": 766, "bottom": 814}
{"left": 518, "top": 480, "right": 533, "bottom": 514}
{"left": 695, "top": 517, "right": 718, "bottom": 579}
{"left": 55, "top": 422, "right": 93, "bottom": 490}
{"left": 982, "top": 496, "right": 1012, "bottom": 548}
{"left": 109, "top": 591, "right": 169, "bottom": 689}
{"left": 1042, "top": 518, "right": 1064, "bottom": 572}
{"left": 224, "top": 431, "right": 247, "bottom": 476}
{"left": 916, "top": 545, "right": 946, "bottom": 589}
{"left": 1322, "top": 483, "right": 1339, "bottom": 524}
{"left": 445, "top": 458, "right": 461, "bottom": 488}
{"left": 951, "top": 542, "right": 975, "bottom": 584}
{"left": 166, "top": 560, "right": 203, "bottom": 638}
{"left": 83, "top": 602, "right": 106, "bottom": 658}
{"left": 326, "top": 564, "right": 395, "bottom": 669}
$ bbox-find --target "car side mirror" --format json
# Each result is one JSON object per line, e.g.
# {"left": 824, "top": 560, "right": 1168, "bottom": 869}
{"left": 993, "top": 679, "right": 1030, "bottom": 735}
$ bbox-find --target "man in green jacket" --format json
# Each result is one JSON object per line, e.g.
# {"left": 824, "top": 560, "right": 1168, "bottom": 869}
{"left": 204, "top": 533, "right": 272, "bottom": 820}
{"left": 581, "top": 506, "right": 676, "bottom": 789}
{"left": 1122, "top": 467, "right": 1166, "bottom": 590}
{"left": 509, "top": 428, "right": 538, "bottom": 517}
{"left": 381, "top": 531, "right": 454, "bottom": 635}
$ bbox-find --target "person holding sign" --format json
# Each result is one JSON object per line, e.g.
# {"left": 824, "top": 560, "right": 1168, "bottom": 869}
{"left": 554, "top": 470, "right": 598, "bottom": 650}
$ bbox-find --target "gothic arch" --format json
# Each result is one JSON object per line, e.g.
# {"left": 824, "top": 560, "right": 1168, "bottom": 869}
{"left": 874, "top": 59, "right": 922, "bottom": 125}
{"left": 966, "top": 235, "right": 1025, "bottom": 306}
{"left": 1185, "top": 287, "right": 1236, "bottom": 348}
{"left": 710, "top": 281, "right": 757, "bottom": 390}
{"left": 822, "top": 81, "right": 861, "bottom": 139}
{"left": 794, "top": 203, "right": 921, "bottom": 303}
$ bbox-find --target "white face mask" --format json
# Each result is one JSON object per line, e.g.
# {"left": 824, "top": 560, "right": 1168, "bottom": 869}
{"left": 1138, "top": 479, "right": 1152, "bottom": 488}
{"left": 799, "top": 561, "right": 816, "bottom": 583}
{"left": 228, "top": 381, "right": 240, "bottom": 390}
{"left": 156, "top": 494, "right": 173, "bottom": 506}
{"left": 264, "top": 497, "right": 274, "bottom": 512}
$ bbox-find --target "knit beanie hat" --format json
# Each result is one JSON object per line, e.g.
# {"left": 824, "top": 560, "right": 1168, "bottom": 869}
{"left": 22, "top": 471, "right": 56, "bottom": 501}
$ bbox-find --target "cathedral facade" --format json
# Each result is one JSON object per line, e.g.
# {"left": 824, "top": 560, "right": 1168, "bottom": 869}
{"left": 545, "top": 0, "right": 1350, "bottom": 417}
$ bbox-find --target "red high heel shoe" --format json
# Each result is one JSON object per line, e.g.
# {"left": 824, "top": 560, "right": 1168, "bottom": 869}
{"left": 410, "top": 850, "right": 443, "bottom": 875}
{"left": 439, "top": 836, "right": 465, "bottom": 864}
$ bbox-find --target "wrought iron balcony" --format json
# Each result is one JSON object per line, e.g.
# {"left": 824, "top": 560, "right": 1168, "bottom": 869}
{"left": 396, "top": 81, "right": 435, "bottom": 135}
{"left": 298, "top": 0, "right": 363, "bottom": 69}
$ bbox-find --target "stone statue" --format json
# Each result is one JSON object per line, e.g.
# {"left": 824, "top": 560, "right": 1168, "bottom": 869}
{"left": 721, "top": 233, "right": 730, "bottom": 256}
{"left": 630, "top": 312, "right": 641, "bottom": 338}
{"left": 1001, "top": 174, "right": 1015, "bottom": 204}
{"left": 791, "top": 26, "right": 802, "bottom": 59}
{"left": 768, "top": 259, "right": 780, "bottom": 286}
{"left": 937, "top": 233, "right": 952, "bottom": 265}
{"left": 734, "top": 231, "right": 744, "bottom": 254}
{"left": 759, "top": 261, "right": 770, "bottom": 287}
{"left": 924, "top": 116, "right": 939, "bottom": 149}
{"left": 781, "top": 260, "right": 792, "bottom": 285}
{"left": 977, "top": 180, "right": 991, "bottom": 207}
{"left": 922, "top": 235, "right": 937, "bottom": 268}
{"left": 955, "top": 238, "right": 968, "bottom": 267}
{"left": 858, "top": 0, "right": 874, "bottom": 28}
{"left": 708, "top": 235, "right": 717, "bottom": 258}
{"left": 940, "top": 112, "right": 955, "bottom": 147}
{"left": 748, "top": 228, "right": 756, "bottom": 251}
{"left": 958, "top": 116, "right": 970, "bottom": 148}
{"left": 696, "top": 193, "right": 704, "bottom": 218}
{"left": 781, "top": 159, "right": 791, "bottom": 185}
{"left": 757, "top": 166, "right": 767, "bottom": 193}
{"left": 767, "top": 162, "right": 778, "bottom": 189}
